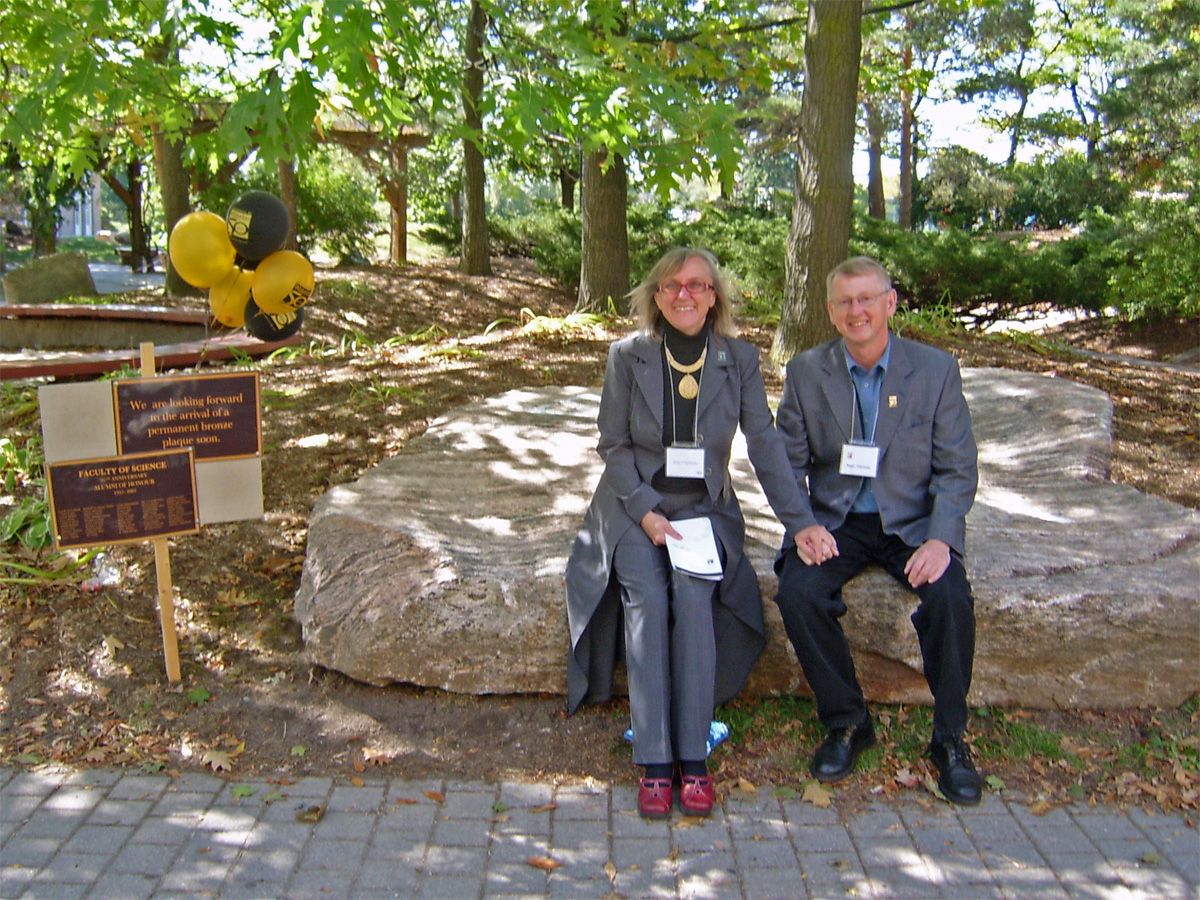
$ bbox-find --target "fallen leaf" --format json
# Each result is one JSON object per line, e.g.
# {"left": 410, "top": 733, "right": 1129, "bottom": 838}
{"left": 217, "top": 588, "right": 257, "bottom": 607}
{"left": 232, "top": 785, "right": 257, "bottom": 799}
{"left": 423, "top": 790, "right": 445, "bottom": 803}
{"left": 530, "top": 802, "right": 557, "bottom": 814}
{"left": 296, "top": 804, "right": 326, "bottom": 823}
{"left": 363, "top": 747, "right": 394, "bottom": 766}
{"left": 202, "top": 749, "right": 234, "bottom": 772}
{"left": 289, "top": 745, "right": 307, "bottom": 756}
{"left": 350, "top": 776, "right": 364, "bottom": 787}
{"left": 737, "top": 776, "right": 758, "bottom": 793}
{"left": 526, "top": 856, "right": 564, "bottom": 871}
{"left": 604, "top": 861, "right": 617, "bottom": 883}
{"left": 802, "top": 782, "right": 834, "bottom": 808}
{"left": 895, "top": 768, "right": 921, "bottom": 788}
{"left": 393, "top": 798, "right": 419, "bottom": 805}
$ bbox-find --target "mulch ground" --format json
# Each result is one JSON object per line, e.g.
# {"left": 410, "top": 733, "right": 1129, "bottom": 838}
{"left": 1, "top": 256, "right": 1196, "bottom": 817}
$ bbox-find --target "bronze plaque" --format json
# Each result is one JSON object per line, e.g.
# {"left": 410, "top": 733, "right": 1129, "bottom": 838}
{"left": 46, "top": 450, "right": 199, "bottom": 550}
{"left": 114, "top": 372, "right": 261, "bottom": 460}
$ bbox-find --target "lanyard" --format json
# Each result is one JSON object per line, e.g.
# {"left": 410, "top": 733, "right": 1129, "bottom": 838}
{"left": 849, "top": 378, "right": 878, "bottom": 446}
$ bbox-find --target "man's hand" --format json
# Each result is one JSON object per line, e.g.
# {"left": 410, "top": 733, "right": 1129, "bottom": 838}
{"left": 640, "top": 510, "right": 681, "bottom": 546}
{"left": 795, "top": 525, "right": 838, "bottom": 566}
{"left": 905, "top": 539, "right": 951, "bottom": 587}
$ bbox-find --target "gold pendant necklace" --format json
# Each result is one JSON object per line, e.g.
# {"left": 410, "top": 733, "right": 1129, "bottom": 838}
{"left": 664, "top": 342, "right": 707, "bottom": 400}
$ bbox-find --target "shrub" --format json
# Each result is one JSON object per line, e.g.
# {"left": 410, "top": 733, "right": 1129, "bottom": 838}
{"left": 1099, "top": 193, "right": 1200, "bottom": 320}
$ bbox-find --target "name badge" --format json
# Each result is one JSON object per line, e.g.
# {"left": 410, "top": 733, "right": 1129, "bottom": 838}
{"left": 666, "top": 446, "right": 705, "bottom": 479}
{"left": 840, "top": 443, "right": 879, "bottom": 478}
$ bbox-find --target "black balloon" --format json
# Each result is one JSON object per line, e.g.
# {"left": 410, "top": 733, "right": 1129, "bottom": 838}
{"left": 226, "top": 191, "right": 290, "bottom": 261}
{"left": 244, "top": 297, "right": 304, "bottom": 341}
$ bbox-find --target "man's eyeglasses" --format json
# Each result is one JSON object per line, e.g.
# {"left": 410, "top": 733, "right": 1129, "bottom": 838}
{"left": 833, "top": 289, "right": 890, "bottom": 312}
{"left": 659, "top": 280, "right": 714, "bottom": 297}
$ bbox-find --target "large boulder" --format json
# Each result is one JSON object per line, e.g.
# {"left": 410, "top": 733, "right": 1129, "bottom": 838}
{"left": 293, "top": 370, "right": 1200, "bottom": 710}
{"left": 1, "top": 250, "right": 97, "bottom": 305}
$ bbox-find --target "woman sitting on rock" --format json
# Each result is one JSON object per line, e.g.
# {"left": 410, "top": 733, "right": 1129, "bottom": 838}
{"left": 565, "top": 247, "right": 807, "bottom": 819}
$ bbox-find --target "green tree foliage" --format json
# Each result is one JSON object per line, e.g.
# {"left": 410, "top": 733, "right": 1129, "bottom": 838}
{"left": 1005, "top": 152, "right": 1129, "bottom": 230}
{"left": 195, "top": 148, "right": 381, "bottom": 263}
{"left": 1096, "top": 0, "right": 1199, "bottom": 190}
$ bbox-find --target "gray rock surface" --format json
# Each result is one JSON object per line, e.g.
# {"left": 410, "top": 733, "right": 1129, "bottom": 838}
{"left": 1, "top": 250, "right": 97, "bottom": 304}
{"left": 293, "top": 370, "right": 1200, "bottom": 710}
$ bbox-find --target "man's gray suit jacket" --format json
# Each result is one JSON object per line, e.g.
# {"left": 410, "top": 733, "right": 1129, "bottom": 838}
{"left": 775, "top": 334, "right": 978, "bottom": 557}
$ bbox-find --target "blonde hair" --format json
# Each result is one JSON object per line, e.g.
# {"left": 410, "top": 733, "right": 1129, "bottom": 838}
{"left": 628, "top": 247, "right": 738, "bottom": 340}
{"left": 826, "top": 256, "right": 893, "bottom": 300}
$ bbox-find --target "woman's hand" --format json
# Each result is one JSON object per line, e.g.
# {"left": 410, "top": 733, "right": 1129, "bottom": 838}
{"left": 640, "top": 510, "right": 682, "bottom": 546}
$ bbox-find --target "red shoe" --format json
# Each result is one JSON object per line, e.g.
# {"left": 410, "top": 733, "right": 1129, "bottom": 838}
{"left": 637, "top": 777, "right": 673, "bottom": 819}
{"left": 679, "top": 774, "right": 715, "bottom": 817}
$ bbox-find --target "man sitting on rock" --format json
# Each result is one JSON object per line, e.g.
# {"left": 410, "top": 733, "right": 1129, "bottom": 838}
{"left": 773, "top": 256, "right": 983, "bottom": 806}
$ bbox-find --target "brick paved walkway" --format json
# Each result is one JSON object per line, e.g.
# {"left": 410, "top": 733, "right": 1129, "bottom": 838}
{"left": 1, "top": 767, "right": 1196, "bottom": 899}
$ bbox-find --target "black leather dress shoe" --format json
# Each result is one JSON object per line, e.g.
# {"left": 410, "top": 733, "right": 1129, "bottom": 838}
{"left": 810, "top": 717, "right": 876, "bottom": 783}
{"left": 929, "top": 735, "right": 983, "bottom": 806}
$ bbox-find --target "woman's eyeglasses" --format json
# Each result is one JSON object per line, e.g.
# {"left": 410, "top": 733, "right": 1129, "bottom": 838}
{"left": 658, "top": 280, "right": 714, "bottom": 297}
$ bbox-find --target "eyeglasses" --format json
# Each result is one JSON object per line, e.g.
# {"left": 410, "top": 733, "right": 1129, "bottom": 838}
{"left": 832, "top": 289, "right": 890, "bottom": 312}
{"left": 658, "top": 279, "right": 714, "bottom": 297}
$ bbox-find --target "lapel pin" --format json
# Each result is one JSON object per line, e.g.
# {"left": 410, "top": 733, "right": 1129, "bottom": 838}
{"left": 888, "top": 395, "right": 898, "bottom": 408}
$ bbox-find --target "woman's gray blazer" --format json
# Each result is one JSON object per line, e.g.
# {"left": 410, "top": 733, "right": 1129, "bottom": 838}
{"left": 565, "top": 331, "right": 806, "bottom": 715}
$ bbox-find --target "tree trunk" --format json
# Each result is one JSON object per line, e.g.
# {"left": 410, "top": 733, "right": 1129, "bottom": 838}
{"left": 770, "top": 0, "right": 862, "bottom": 365}
{"left": 576, "top": 147, "right": 629, "bottom": 314}
{"left": 866, "top": 100, "right": 886, "bottom": 220}
{"left": 101, "top": 159, "right": 148, "bottom": 269}
{"left": 390, "top": 143, "right": 410, "bottom": 263}
{"left": 898, "top": 44, "right": 914, "bottom": 231}
{"left": 559, "top": 165, "right": 578, "bottom": 212}
{"left": 459, "top": 0, "right": 492, "bottom": 276}
{"left": 153, "top": 127, "right": 198, "bottom": 297}
{"left": 277, "top": 156, "right": 300, "bottom": 252}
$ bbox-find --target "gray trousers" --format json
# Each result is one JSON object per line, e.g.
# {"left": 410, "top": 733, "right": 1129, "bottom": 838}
{"left": 613, "top": 518, "right": 718, "bottom": 766}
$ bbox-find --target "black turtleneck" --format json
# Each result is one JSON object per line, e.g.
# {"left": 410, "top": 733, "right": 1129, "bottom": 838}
{"left": 652, "top": 322, "right": 710, "bottom": 493}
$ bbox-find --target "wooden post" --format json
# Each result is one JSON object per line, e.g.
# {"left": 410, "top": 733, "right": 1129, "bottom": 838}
{"left": 140, "top": 342, "right": 182, "bottom": 682}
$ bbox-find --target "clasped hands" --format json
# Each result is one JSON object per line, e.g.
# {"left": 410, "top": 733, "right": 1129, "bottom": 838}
{"left": 794, "top": 525, "right": 951, "bottom": 587}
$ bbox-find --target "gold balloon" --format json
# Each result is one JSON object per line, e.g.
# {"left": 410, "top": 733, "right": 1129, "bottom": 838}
{"left": 208, "top": 266, "right": 253, "bottom": 328}
{"left": 250, "top": 250, "right": 315, "bottom": 315}
{"left": 168, "top": 211, "right": 237, "bottom": 289}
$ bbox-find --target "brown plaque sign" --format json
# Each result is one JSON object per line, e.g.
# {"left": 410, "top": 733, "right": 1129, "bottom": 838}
{"left": 113, "top": 372, "right": 261, "bottom": 460}
{"left": 46, "top": 450, "right": 199, "bottom": 550}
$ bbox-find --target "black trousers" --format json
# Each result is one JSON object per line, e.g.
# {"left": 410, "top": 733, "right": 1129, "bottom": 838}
{"left": 774, "top": 513, "right": 975, "bottom": 740}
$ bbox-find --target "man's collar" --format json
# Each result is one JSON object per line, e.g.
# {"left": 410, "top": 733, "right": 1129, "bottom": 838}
{"left": 842, "top": 335, "right": 892, "bottom": 375}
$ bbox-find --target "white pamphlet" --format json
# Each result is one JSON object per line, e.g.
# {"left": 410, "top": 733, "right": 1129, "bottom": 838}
{"left": 665, "top": 517, "right": 723, "bottom": 581}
